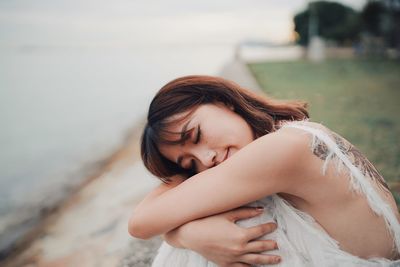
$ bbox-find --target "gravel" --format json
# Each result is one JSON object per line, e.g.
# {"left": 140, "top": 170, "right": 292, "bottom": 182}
{"left": 119, "top": 237, "right": 163, "bottom": 267}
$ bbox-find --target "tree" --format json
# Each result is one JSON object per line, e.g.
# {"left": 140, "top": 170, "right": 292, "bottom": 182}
{"left": 362, "top": 0, "right": 400, "bottom": 51}
{"left": 361, "top": 1, "right": 388, "bottom": 37}
{"left": 294, "top": 1, "right": 361, "bottom": 46}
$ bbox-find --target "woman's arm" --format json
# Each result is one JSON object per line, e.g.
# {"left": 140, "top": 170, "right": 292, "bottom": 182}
{"left": 133, "top": 175, "right": 185, "bottom": 214}
{"left": 132, "top": 176, "right": 281, "bottom": 265}
{"left": 129, "top": 128, "right": 311, "bottom": 239}
{"left": 165, "top": 208, "right": 281, "bottom": 266}
{"left": 132, "top": 177, "right": 281, "bottom": 265}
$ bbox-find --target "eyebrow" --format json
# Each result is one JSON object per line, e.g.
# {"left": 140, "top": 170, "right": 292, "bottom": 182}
{"left": 176, "top": 120, "right": 192, "bottom": 166}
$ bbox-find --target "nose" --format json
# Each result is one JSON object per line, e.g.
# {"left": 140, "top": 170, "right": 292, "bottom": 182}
{"left": 195, "top": 148, "right": 217, "bottom": 169}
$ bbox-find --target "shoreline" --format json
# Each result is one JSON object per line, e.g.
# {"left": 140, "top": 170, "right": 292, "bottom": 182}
{"left": 1, "top": 121, "right": 146, "bottom": 266}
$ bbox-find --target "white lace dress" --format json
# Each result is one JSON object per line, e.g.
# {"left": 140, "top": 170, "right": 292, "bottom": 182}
{"left": 151, "top": 122, "right": 400, "bottom": 267}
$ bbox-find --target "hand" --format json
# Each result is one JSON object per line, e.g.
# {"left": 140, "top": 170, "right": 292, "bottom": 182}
{"left": 164, "top": 207, "right": 280, "bottom": 266}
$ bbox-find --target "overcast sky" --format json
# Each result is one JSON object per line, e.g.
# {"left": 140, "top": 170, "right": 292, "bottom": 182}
{"left": 0, "top": 0, "right": 367, "bottom": 47}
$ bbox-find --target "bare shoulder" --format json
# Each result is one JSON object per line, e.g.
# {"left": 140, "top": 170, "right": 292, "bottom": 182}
{"left": 244, "top": 121, "right": 330, "bottom": 171}
{"left": 265, "top": 121, "right": 321, "bottom": 155}
{"left": 249, "top": 125, "right": 309, "bottom": 157}
{"left": 236, "top": 124, "right": 318, "bottom": 182}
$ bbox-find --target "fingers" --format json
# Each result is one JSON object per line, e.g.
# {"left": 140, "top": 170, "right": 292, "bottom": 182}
{"left": 245, "top": 222, "right": 277, "bottom": 240}
{"left": 244, "top": 240, "right": 278, "bottom": 253}
{"left": 240, "top": 253, "right": 281, "bottom": 265}
{"left": 227, "top": 207, "right": 264, "bottom": 222}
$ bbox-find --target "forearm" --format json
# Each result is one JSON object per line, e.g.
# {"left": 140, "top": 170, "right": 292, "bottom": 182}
{"left": 128, "top": 176, "right": 184, "bottom": 239}
{"left": 128, "top": 170, "right": 244, "bottom": 239}
{"left": 128, "top": 169, "right": 277, "bottom": 239}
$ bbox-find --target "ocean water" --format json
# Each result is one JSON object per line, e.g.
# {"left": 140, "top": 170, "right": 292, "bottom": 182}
{"left": 0, "top": 44, "right": 233, "bottom": 252}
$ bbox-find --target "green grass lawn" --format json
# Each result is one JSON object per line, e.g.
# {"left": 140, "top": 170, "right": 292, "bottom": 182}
{"left": 249, "top": 58, "right": 400, "bottom": 202}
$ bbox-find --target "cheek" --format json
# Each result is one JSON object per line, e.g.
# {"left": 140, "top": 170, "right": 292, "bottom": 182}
{"left": 221, "top": 122, "right": 254, "bottom": 148}
{"left": 158, "top": 145, "right": 181, "bottom": 165}
{"left": 238, "top": 130, "right": 254, "bottom": 147}
{"left": 230, "top": 119, "right": 254, "bottom": 143}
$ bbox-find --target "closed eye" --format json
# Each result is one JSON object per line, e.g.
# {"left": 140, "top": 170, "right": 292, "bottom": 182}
{"left": 194, "top": 125, "right": 201, "bottom": 144}
{"left": 190, "top": 159, "right": 197, "bottom": 173}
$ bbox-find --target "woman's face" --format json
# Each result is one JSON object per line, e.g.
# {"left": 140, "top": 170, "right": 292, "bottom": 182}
{"left": 159, "top": 103, "right": 255, "bottom": 174}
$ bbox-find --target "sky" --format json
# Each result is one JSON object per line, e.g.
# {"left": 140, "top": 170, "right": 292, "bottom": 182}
{"left": 0, "top": 0, "right": 367, "bottom": 47}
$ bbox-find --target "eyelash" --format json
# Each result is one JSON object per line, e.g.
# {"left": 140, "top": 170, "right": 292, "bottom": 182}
{"left": 189, "top": 126, "right": 201, "bottom": 172}
{"left": 190, "top": 159, "right": 197, "bottom": 173}
{"left": 194, "top": 125, "right": 201, "bottom": 144}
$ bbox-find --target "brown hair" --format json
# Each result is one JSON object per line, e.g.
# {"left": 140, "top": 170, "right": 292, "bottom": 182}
{"left": 141, "top": 75, "right": 309, "bottom": 182}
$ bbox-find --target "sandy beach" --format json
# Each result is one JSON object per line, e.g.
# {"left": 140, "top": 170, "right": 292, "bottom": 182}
{"left": 1, "top": 55, "right": 263, "bottom": 267}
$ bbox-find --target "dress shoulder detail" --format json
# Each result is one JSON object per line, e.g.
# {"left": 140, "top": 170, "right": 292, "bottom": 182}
{"left": 280, "top": 120, "right": 400, "bottom": 253}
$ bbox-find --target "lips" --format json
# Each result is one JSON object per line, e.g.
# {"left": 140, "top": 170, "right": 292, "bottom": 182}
{"left": 222, "top": 147, "right": 230, "bottom": 162}
{"left": 215, "top": 148, "right": 230, "bottom": 166}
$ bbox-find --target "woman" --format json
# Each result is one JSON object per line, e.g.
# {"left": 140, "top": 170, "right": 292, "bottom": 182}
{"left": 129, "top": 75, "right": 400, "bottom": 266}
